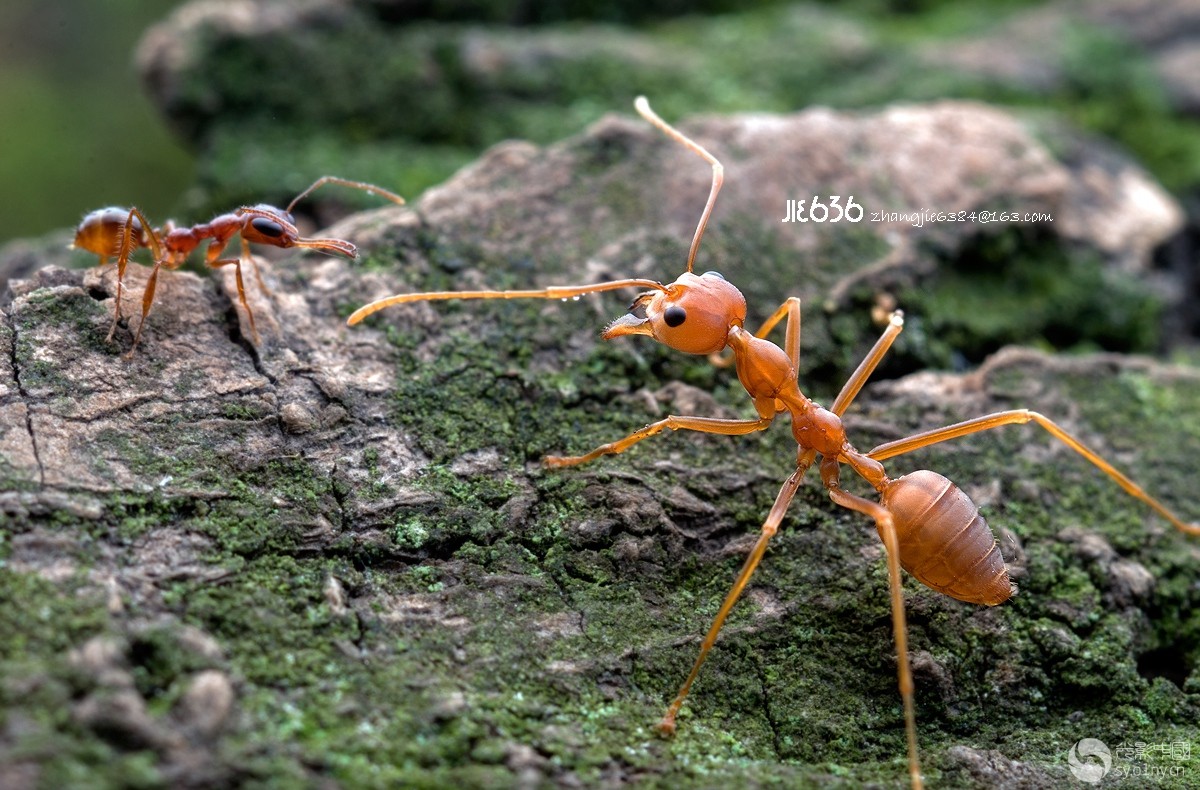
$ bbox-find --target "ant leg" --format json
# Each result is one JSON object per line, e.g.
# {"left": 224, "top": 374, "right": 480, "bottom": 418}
{"left": 242, "top": 238, "right": 273, "bottom": 297}
{"left": 348, "top": 278, "right": 669, "bottom": 325}
{"left": 285, "top": 176, "right": 406, "bottom": 213}
{"left": 830, "top": 310, "right": 904, "bottom": 417}
{"left": 207, "top": 257, "right": 260, "bottom": 344}
{"left": 823, "top": 457, "right": 923, "bottom": 790}
{"left": 658, "top": 451, "right": 816, "bottom": 736}
{"left": 128, "top": 258, "right": 166, "bottom": 357}
{"left": 868, "top": 409, "right": 1200, "bottom": 536}
{"left": 98, "top": 255, "right": 123, "bottom": 342}
{"left": 109, "top": 208, "right": 162, "bottom": 343}
{"left": 709, "top": 297, "right": 801, "bottom": 372}
{"left": 544, "top": 414, "right": 773, "bottom": 468}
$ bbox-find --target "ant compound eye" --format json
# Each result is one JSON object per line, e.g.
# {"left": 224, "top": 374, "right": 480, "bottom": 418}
{"left": 663, "top": 305, "right": 687, "bottom": 328}
{"left": 702, "top": 270, "right": 725, "bottom": 280}
{"left": 251, "top": 217, "right": 285, "bottom": 238}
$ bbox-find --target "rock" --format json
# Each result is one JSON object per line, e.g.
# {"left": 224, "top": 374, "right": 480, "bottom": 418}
{"left": 924, "top": 0, "right": 1200, "bottom": 118}
{"left": 945, "top": 745, "right": 1063, "bottom": 789}
{"left": 3, "top": 102, "right": 1199, "bottom": 787}
{"left": 1084, "top": 0, "right": 1200, "bottom": 115}
{"left": 174, "top": 670, "right": 235, "bottom": 740}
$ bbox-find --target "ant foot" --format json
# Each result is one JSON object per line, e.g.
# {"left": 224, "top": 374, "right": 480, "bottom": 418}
{"left": 654, "top": 716, "right": 677, "bottom": 738}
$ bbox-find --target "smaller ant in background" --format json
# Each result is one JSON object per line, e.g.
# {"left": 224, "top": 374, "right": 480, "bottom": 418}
{"left": 72, "top": 176, "right": 405, "bottom": 355}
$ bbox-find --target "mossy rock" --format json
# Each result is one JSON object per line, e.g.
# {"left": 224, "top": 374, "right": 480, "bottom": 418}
{"left": 2, "top": 101, "right": 1198, "bottom": 788}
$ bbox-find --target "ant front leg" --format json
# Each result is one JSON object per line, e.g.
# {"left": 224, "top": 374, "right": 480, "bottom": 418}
{"left": 207, "top": 256, "right": 261, "bottom": 344}
{"left": 658, "top": 451, "right": 815, "bottom": 736}
{"left": 201, "top": 226, "right": 265, "bottom": 344}
{"left": 543, "top": 414, "right": 774, "bottom": 468}
{"left": 241, "top": 237, "right": 273, "bottom": 298}
{"left": 868, "top": 409, "right": 1200, "bottom": 536}
{"left": 821, "top": 456, "right": 923, "bottom": 790}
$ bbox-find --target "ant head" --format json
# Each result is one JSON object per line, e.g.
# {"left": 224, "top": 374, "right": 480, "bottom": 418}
{"left": 239, "top": 205, "right": 298, "bottom": 247}
{"left": 603, "top": 271, "right": 746, "bottom": 355}
{"left": 237, "top": 205, "right": 358, "bottom": 258}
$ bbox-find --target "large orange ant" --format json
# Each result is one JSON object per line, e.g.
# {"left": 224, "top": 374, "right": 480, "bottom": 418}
{"left": 72, "top": 176, "right": 405, "bottom": 355}
{"left": 346, "top": 99, "right": 1199, "bottom": 788}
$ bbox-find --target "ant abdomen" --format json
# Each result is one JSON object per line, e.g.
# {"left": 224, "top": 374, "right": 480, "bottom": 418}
{"left": 882, "top": 470, "right": 1015, "bottom": 606}
{"left": 73, "top": 207, "right": 146, "bottom": 258}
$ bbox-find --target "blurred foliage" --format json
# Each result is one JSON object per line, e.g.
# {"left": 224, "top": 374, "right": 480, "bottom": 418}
{"left": 4, "top": 0, "right": 1200, "bottom": 249}
{"left": 128, "top": 0, "right": 1200, "bottom": 225}
{"left": 0, "top": 0, "right": 192, "bottom": 243}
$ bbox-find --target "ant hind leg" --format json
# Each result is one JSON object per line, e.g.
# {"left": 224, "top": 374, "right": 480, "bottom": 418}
{"left": 867, "top": 409, "right": 1200, "bottom": 536}
{"left": 99, "top": 255, "right": 124, "bottom": 343}
{"left": 109, "top": 207, "right": 162, "bottom": 345}
{"left": 127, "top": 259, "right": 166, "bottom": 357}
{"left": 823, "top": 460, "right": 923, "bottom": 790}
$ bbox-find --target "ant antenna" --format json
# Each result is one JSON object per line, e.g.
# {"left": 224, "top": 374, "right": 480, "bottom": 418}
{"left": 347, "top": 279, "right": 669, "bottom": 325}
{"left": 286, "top": 176, "right": 406, "bottom": 214}
{"left": 634, "top": 97, "right": 724, "bottom": 274}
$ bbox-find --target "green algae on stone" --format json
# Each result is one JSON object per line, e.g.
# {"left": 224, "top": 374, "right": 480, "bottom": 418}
{"left": 903, "top": 226, "right": 1165, "bottom": 367}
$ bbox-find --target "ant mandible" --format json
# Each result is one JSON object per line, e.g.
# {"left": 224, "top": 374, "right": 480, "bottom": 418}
{"left": 73, "top": 176, "right": 405, "bottom": 355}
{"left": 346, "top": 98, "right": 1199, "bottom": 789}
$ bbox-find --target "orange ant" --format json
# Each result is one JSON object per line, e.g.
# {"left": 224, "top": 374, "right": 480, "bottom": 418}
{"left": 346, "top": 98, "right": 1199, "bottom": 788}
{"left": 72, "top": 176, "right": 405, "bottom": 355}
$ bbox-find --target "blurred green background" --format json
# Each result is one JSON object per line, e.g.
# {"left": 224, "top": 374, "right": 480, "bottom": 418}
{"left": 0, "top": 0, "right": 192, "bottom": 244}
{"left": 3, "top": 0, "right": 1199, "bottom": 252}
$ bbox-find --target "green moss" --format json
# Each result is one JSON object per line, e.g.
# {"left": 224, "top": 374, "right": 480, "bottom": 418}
{"left": 1055, "top": 27, "right": 1200, "bottom": 193}
{"left": 6, "top": 351, "right": 1200, "bottom": 786}
{"left": 0, "top": 570, "right": 108, "bottom": 662}
{"left": 11, "top": 288, "right": 114, "bottom": 394}
{"left": 219, "top": 401, "right": 274, "bottom": 421}
{"left": 200, "top": 124, "right": 475, "bottom": 217}
{"left": 902, "top": 226, "right": 1164, "bottom": 366}
{"left": 0, "top": 571, "right": 157, "bottom": 787}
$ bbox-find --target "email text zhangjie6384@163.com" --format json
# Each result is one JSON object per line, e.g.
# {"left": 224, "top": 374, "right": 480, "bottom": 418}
{"left": 781, "top": 197, "right": 1052, "bottom": 228}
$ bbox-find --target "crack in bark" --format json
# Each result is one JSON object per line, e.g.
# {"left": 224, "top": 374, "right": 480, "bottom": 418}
{"left": 12, "top": 374, "right": 274, "bottom": 408}
{"left": 221, "top": 300, "right": 278, "bottom": 388}
{"left": 20, "top": 386, "right": 278, "bottom": 425}
{"left": 755, "top": 657, "right": 784, "bottom": 760}
{"left": 6, "top": 308, "right": 45, "bottom": 486}
{"left": 23, "top": 402, "right": 44, "bottom": 488}
{"left": 330, "top": 461, "right": 348, "bottom": 531}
